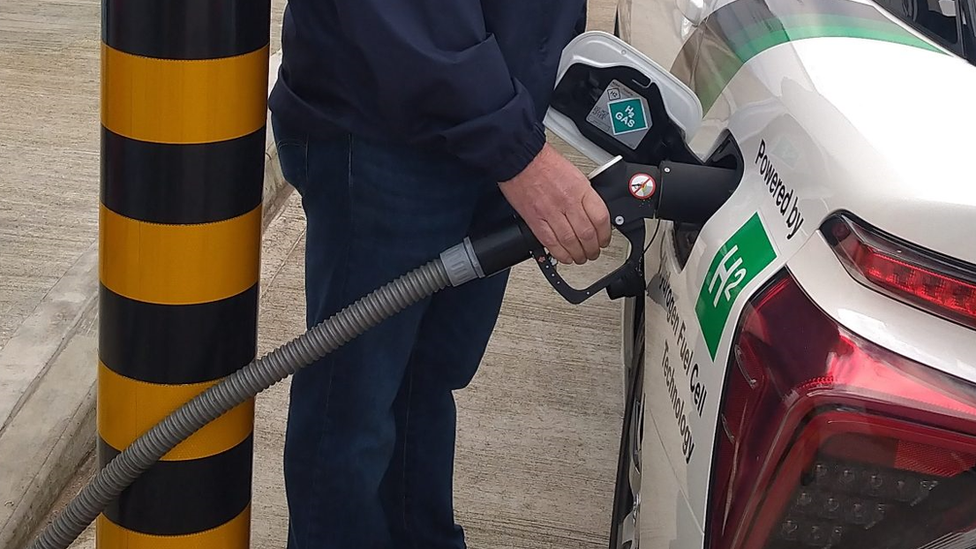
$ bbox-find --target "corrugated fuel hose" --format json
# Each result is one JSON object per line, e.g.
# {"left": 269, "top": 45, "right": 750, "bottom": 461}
{"left": 28, "top": 237, "right": 511, "bottom": 549}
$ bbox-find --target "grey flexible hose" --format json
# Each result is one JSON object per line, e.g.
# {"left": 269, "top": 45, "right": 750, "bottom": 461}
{"left": 28, "top": 256, "right": 458, "bottom": 549}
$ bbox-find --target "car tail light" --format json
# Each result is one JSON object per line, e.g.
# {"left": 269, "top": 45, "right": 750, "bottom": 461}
{"left": 823, "top": 213, "right": 976, "bottom": 331}
{"left": 706, "top": 270, "right": 976, "bottom": 549}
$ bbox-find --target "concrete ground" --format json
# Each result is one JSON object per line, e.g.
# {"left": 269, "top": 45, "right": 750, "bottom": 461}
{"left": 11, "top": 0, "right": 630, "bottom": 547}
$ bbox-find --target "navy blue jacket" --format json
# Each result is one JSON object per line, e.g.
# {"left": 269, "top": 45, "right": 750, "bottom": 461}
{"left": 268, "top": 1, "right": 587, "bottom": 182}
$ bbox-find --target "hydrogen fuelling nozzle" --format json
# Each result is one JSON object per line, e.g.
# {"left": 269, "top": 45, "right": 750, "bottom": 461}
{"left": 469, "top": 155, "right": 740, "bottom": 304}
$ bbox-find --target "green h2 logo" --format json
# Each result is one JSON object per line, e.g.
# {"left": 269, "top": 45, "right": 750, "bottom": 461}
{"left": 608, "top": 98, "right": 648, "bottom": 135}
{"left": 707, "top": 245, "right": 747, "bottom": 308}
{"left": 695, "top": 214, "right": 776, "bottom": 359}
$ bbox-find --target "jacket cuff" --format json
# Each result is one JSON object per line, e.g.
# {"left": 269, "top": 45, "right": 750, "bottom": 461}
{"left": 485, "top": 121, "right": 547, "bottom": 182}
{"left": 436, "top": 78, "right": 548, "bottom": 182}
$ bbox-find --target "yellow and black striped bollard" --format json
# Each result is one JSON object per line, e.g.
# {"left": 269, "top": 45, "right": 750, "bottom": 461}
{"left": 98, "top": 0, "right": 270, "bottom": 546}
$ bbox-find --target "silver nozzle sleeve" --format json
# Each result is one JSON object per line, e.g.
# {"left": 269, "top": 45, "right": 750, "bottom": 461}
{"left": 439, "top": 238, "right": 485, "bottom": 287}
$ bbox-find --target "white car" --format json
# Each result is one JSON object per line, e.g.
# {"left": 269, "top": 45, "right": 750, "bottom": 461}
{"left": 590, "top": 0, "right": 976, "bottom": 548}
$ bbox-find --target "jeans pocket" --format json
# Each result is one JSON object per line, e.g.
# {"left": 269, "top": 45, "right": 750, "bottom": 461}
{"left": 271, "top": 115, "right": 309, "bottom": 195}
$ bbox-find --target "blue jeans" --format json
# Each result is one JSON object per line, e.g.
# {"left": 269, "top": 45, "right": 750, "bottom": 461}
{"left": 271, "top": 115, "right": 513, "bottom": 549}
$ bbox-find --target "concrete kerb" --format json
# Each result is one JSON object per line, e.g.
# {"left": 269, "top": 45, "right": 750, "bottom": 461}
{"left": 0, "top": 51, "right": 293, "bottom": 549}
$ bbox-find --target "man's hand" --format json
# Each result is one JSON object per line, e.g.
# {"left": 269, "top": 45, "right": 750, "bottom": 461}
{"left": 498, "top": 143, "right": 611, "bottom": 265}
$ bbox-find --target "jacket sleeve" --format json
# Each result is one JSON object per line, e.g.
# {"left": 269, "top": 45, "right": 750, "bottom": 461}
{"left": 335, "top": 1, "right": 547, "bottom": 182}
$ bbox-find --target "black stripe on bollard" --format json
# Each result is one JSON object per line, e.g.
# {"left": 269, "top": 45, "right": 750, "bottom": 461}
{"left": 102, "top": 0, "right": 270, "bottom": 60}
{"left": 98, "top": 284, "right": 259, "bottom": 384}
{"left": 99, "top": 437, "right": 254, "bottom": 535}
{"left": 100, "top": 127, "right": 265, "bottom": 225}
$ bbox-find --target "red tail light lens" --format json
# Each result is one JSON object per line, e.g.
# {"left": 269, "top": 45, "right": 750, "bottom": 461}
{"left": 707, "top": 270, "right": 976, "bottom": 549}
{"left": 824, "top": 214, "right": 976, "bottom": 330}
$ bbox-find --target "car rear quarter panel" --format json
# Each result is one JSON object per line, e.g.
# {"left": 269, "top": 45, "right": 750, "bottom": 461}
{"left": 641, "top": 81, "right": 834, "bottom": 540}
{"left": 634, "top": 0, "right": 976, "bottom": 545}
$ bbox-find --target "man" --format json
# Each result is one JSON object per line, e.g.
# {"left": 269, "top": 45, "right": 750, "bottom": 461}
{"left": 269, "top": 1, "right": 610, "bottom": 547}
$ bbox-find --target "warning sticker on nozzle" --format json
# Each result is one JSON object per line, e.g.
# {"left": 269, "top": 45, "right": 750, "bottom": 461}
{"left": 629, "top": 173, "right": 656, "bottom": 199}
{"left": 585, "top": 79, "right": 652, "bottom": 150}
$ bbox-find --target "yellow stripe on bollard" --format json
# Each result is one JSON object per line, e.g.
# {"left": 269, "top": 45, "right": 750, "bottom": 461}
{"left": 101, "top": 44, "right": 269, "bottom": 145}
{"left": 99, "top": 204, "right": 261, "bottom": 306}
{"left": 97, "top": 362, "right": 254, "bottom": 461}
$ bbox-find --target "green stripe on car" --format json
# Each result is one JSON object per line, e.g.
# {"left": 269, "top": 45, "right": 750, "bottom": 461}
{"left": 673, "top": 0, "right": 945, "bottom": 112}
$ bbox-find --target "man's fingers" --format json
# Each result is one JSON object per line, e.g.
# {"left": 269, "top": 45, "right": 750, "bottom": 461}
{"left": 495, "top": 142, "right": 612, "bottom": 266}
{"left": 582, "top": 191, "right": 612, "bottom": 248}
{"left": 566, "top": 205, "right": 601, "bottom": 261}
{"left": 549, "top": 215, "right": 587, "bottom": 265}
{"left": 530, "top": 219, "right": 573, "bottom": 265}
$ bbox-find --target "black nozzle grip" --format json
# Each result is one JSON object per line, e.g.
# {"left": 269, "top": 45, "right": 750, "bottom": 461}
{"left": 469, "top": 218, "right": 541, "bottom": 277}
{"left": 657, "top": 161, "right": 739, "bottom": 225}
